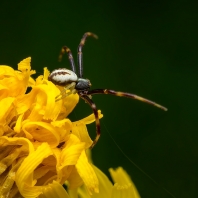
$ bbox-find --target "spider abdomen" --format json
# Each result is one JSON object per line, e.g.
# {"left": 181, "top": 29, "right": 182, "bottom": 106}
{"left": 48, "top": 68, "right": 78, "bottom": 86}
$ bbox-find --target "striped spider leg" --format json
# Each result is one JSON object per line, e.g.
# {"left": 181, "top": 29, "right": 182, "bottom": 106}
{"left": 48, "top": 32, "right": 167, "bottom": 149}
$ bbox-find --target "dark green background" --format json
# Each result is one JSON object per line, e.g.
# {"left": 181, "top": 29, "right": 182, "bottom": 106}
{"left": 0, "top": 1, "right": 198, "bottom": 198}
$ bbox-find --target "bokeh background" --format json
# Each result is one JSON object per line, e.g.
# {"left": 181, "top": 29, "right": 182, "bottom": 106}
{"left": 0, "top": 1, "right": 197, "bottom": 198}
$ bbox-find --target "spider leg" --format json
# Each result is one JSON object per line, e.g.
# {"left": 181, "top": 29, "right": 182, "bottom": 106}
{"left": 87, "top": 89, "right": 168, "bottom": 111}
{"left": 80, "top": 94, "right": 100, "bottom": 149}
{"left": 78, "top": 32, "right": 98, "bottom": 78}
{"left": 55, "top": 82, "right": 76, "bottom": 102}
{"left": 58, "top": 46, "right": 76, "bottom": 73}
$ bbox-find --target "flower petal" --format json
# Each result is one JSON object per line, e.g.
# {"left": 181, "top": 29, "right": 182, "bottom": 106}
{"left": 32, "top": 81, "right": 63, "bottom": 121}
{"left": 0, "top": 136, "right": 34, "bottom": 155}
{"left": 0, "top": 137, "right": 35, "bottom": 196}
{"left": 0, "top": 58, "right": 35, "bottom": 97}
{"left": 51, "top": 118, "right": 72, "bottom": 142}
{"left": 92, "top": 165, "right": 113, "bottom": 198}
{"left": 76, "top": 164, "right": 113, "bottom": 198}
{"left": 66, "top": 167, "right": 83, "bottom": 189}
{"left": 16, "top": 143, "right": 53, "bottom": 198}
{"left": 39, "top": 180, "right": 70, "bottom": 198}
{"left": 76, "top": 150, "right": 99, "bottom": 195}
{"left": 72, "top": 110, "right": 103, "bottom": 148}
{"left": 60, "top": 134, "right": 85, "bottom": 168}
{"left": 77, "top": 110, "right": 103, "bottom": 125}
{"left": 0, "top": 97, "right": 15, "bottom": 126}
{"left": 0, "top": 84, "right": 9, "bottom": 100}
{"left": 22, "top": 121, "right": 61, "bottom": 148}
{"left": 72, "top": 121, "right": 93, "bottom": 148}
{"left": 61, "top": 93, "right": 79, "bottom": 118}
{"left": 109, "top": 167, "right": 140, "bottom": 198}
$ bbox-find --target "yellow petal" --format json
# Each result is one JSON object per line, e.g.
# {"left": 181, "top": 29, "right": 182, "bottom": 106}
{"left": 14, "top": 80, "right": 62, "bottom": 122}
{"left": 51, "top": 118, "right": 72, "bottom": 142}
{"left": 0, "top": 84, "right": 9, "bottom": 100}
{"left": 72, "top": 121, "right": 93, "bottom": 148}
{"left": 109, "top": 167, "right": 141, "bottom": 198}
{"left": 1, "top": 76, "right": 26, "bottom": 96}
{"left": 0, "top": 146, "right": 25, "bottom": 174}
{"left": 76, "top": 185, "right": 91, "bottom": 198}
{"left": 0, "top": 65, "right": 15, "bottom": 76}
{"left": 0, "top": 136, "right": 35, "bottom": 194}
{"left": 76, "top": 164, "right": 113, "bottom": 198}
{"left": 43, "top": 67, "right": 50, "bottom": 80}
{"left": 60, "top": 134, "right": 85, "bottom": 168}
{"left": 0, "top": 97, "right": 15, "bottom": 126}
{"left": 18, "top": 57, "right": 31, "bottom": 72}
{"left": 14, "top": 113, "right": 24, "bottom": 133}
{"left": 109, "top": 167, "right": 132, "bottom": 185}
{"left": 91, "top": 165, "right": 113, "bottom": 198}
{"left": 22, "top": 121, "right": 61, "bottom": 148}
{"left": 0, "top": 136, "right": 34, "bottom": 154}
{"left": 66, "top": 167, "right": 83, "bottom": 189}
{"left": 68, "top": 189, "right": 78, "bottom": 198}
{"left": 17, "top": 57, "right": 36, "bottom": 83}
{"left": 39, "top": 180, "right": 70, "bottom": 198}
{"left": 76, "top": 150, "right": 99, "bottom": 195}
{"left": 16, "top": 143, "right": 53, "bottom": 198}
{"left": 72, "top": 110, "right": 103, "bottom": 148}
{"left": 0, "top": 156, "right": 25, "bottom": 196}
{"left": 61, "top": 93, "right": 79, "bottom": 118}
{"left": 78, "top": 110, "right": 103, "bottom": 125}
{"left": 0, "top": 58, "right": 35, "bottom": 97}
{"left": 32, "top": 81, "right": 62, "bottom": 120}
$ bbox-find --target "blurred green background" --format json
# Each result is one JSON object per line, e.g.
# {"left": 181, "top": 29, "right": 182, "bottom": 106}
{"left": 0, "top": 1, "right": 198, "bottom": 197}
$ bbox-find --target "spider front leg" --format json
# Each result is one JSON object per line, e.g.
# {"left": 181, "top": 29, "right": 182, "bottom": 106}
{"left": 78, "top": 32, "right": 98, "bottom": 78}
{"left": 58, "top": 46, "right": 76, "bottom": 73}
{"left": 80, "top": 94, "right": 100, "bottom": 149}
{"left": 87, "top": 89, "right": 168, "bottom": 111}
{"left": 55, "top": 82, "right": 77, "bottom": 102}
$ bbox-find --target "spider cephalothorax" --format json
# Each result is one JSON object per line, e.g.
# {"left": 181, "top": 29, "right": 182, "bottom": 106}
{"left": 48, "top": 32, "right": 167, "bottom": 149}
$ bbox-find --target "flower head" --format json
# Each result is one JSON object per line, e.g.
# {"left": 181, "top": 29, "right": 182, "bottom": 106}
{"left": 40, "top": 154, "right": 141, "bottom": 198}
{"left": 0, "top": 58, "right": 103, "bottom": 197}
{"left": 70, "top": 151, "right": 141, "bottom": 198}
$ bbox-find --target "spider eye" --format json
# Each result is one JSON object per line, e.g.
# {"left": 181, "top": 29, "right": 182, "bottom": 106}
{"left": 75, "top": 78, "right": 91, "bottom": 90}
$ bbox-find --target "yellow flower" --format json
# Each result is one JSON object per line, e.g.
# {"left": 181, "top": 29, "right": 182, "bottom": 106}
{"left": 0, "top": 58, "right": 103, "bottom": 197}
{"left": 108, "top": 167, "right": 140, "bottom": 198}
{"left": 68, "top": 150, "right": 141, "bottom": 198}
{"left": 41, "top": 164, "right": 141, "bottom": 198}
